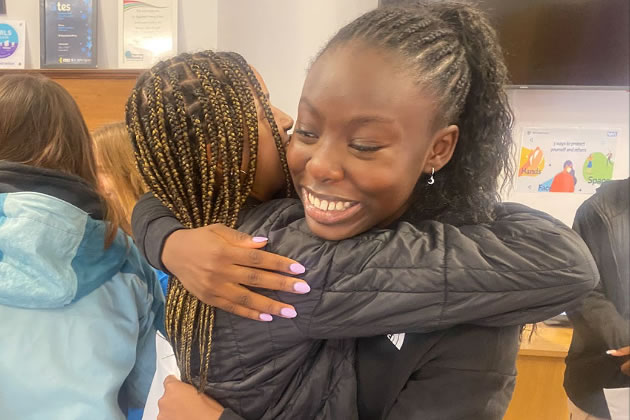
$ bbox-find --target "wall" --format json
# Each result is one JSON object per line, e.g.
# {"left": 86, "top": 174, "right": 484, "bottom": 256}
{"left": 217, "top": 0, "right": 379, "bottom": 118}
{"left": 505, "top": 88, "right": 629, "bottom": 226}
{"left": 3, "top": 1, "right": 628, "bottom": 227}
{"left": 2, "top": 0, "right": 218, "bottom": 68}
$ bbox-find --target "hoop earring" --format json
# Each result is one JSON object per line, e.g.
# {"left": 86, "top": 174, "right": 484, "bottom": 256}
{"left": 428, "top": 168, "right": 435, "bottom": 185}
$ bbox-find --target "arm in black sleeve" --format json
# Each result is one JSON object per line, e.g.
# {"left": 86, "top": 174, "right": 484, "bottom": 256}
{"left": 238, "top": 201, "right": 598, "bottom": 338}
{"left": 131, "top": 192, "right": 184, "bottom": 272}
{"left": 567, "top": 202, "right": 630, "bottom": 349}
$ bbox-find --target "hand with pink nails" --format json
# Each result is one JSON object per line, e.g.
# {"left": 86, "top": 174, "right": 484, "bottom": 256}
{"left": 162, "top": 224, "right": 309, "bottom": 322}
{"left": 608, "top": 346, "right": 630, "bottom": 376}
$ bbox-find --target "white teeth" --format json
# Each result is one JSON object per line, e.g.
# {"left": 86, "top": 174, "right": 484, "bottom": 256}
{"left": 303, "top": 188, "right": 354, "bottom": 212}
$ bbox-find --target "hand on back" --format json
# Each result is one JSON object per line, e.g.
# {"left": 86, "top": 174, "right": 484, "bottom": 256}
{"left": 163, "top": 224, "right": 309, "bottom": 321}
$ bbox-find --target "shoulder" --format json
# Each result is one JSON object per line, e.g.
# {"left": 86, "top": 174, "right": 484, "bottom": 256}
{"left": 238, "top": 198, "right": 304, "bottom": 233}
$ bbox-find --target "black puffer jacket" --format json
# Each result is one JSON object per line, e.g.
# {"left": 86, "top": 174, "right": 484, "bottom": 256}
{"left": 564, "top": 179, "right": 630, "bottom": 418}
{"left": 133, "top": 197, "right": 598, "bottom": 420}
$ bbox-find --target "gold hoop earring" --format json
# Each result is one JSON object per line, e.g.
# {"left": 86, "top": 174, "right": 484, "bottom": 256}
{"left": 428, "top": 168, "right": 435, "bottom": 185}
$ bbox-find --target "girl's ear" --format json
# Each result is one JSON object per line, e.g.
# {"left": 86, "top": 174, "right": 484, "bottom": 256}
{"left": 424, "top": 125, "right": 459, "bottom": 173}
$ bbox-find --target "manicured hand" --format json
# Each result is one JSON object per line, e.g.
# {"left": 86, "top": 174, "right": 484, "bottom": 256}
{"left": 607, "top": 346, "right": 630, "bottom": 376}
{"left": 157, "top": 376, "right": 223, "bottom": 420}
{"left": 162, "top": 224, "right": 309, "bottom": 322}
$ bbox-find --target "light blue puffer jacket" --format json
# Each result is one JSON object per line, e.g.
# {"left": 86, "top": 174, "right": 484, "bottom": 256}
{"left": 0, "top": 162, "right": 165, "bottom": 420}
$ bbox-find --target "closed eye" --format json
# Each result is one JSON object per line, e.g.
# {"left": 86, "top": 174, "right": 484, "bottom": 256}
{"left": 294, "top": 129, "right": 317, "bottom": 139}
{"left": 350, "top": 144, "right": 383, "bottom": 152}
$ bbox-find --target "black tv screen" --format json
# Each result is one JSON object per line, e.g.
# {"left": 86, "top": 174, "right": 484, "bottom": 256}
{"left": 379, "top": 0, "right": 629, "bottom": 88}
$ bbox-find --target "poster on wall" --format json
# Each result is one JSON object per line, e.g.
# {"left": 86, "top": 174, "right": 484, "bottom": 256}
{"left": 0, "top": 20, "right": 25, "bottom": 69}
{"left": 118, "top": 0, "right": 178, "bottom": 69}
{"left": 39, "top": 0, "right": 98, "bottom": 68}
{"left": 516, "top": 127, "right": 618, "bottom": 194}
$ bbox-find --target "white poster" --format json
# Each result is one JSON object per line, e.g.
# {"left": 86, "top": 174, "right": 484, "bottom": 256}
{"left": 0, "top": 20, "right": 25, "bottom": 69}
{"left": 516, "top": 127, "right": 618, "bottom": 194}
{"left": 118, "top": 0, "right": 177, "bottom": 69}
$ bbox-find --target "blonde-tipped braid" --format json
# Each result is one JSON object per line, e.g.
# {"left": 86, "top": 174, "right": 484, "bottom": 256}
{"left": 126, "top": 51, "right": 291, "bottom": 391}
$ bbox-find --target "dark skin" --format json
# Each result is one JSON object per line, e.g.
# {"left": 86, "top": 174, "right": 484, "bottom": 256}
{"left": 157, "top": 43, "right": 459, "bottom": 419}
{"left": 609, "top": 346, "right": 630, "bottom": 376}
{"left": 290, "top": 42, "right": 458, "bottom": 241}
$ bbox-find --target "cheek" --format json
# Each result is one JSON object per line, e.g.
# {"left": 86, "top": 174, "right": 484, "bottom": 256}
{"left": 355, "top": 154, "right": 419, "bottom": 201}
{"left": 286, "top": 141, "right": 306, "bottom": 179}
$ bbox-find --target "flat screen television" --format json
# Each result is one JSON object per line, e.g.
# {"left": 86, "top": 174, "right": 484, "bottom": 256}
{"left": 379, "top": 0, "right": 629, "bottom": 88}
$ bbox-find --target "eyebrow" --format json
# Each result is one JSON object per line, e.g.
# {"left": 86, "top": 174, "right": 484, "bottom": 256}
{"left": 299, "top": 97, "right": 394, "bottom": 126}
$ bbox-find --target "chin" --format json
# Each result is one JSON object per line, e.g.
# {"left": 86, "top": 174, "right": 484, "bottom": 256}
{"left": 305, "top": 217, "right": 363, "bottom": 241}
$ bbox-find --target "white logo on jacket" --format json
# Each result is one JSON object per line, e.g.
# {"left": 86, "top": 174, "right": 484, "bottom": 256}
{"left": 387, "top": 333, "right": 405, "bottom": 350}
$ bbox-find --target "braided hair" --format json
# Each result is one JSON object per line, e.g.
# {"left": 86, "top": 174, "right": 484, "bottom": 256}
{"left": 320, "top": 1, "right": 514, "bottom": 225}
{"left": 126, "top": 51, "right": 291, "bottom": 389}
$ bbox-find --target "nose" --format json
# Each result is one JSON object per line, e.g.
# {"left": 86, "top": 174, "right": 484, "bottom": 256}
{"left": 305, "top": 139, "right": 344, "bottom": 184}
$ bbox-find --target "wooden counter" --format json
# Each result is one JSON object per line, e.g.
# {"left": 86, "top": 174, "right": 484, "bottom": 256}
{"left": 504, "top": 324, "right": 573, "bottom": 420}
{"left": 0, "top": 69, "right": 144, "bottom": 131}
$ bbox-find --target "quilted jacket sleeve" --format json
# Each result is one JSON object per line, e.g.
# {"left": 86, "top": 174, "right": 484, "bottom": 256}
{"left": 132, "top": 196, "right": 599, "bottom": 339}
{"left": 242, "top": 201, "right": 599, "bottom": 338}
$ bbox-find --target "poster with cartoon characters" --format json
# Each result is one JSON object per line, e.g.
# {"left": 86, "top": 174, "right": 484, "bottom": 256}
{"left": 516, "top": 127, "right": 618, "bottom": 194}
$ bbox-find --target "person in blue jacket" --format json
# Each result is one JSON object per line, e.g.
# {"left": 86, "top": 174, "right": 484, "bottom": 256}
{"left": 0, "top": 74, "right": 165, "bottom": 420}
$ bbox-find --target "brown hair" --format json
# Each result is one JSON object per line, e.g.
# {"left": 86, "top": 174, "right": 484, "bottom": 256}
{"left": 127, "top": 51, "right": 291, "bottom": 390}
{"left": 0, "top": 74, "right": 121, "bottom": 246}
{"left": 93, "top": 122, "right": 147, "bottom": 235}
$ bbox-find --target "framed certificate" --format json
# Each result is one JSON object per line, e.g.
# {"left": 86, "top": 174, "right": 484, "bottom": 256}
{"left": 118, "top": 0, "right": 178, "bottom": 69}
{"left": 39, "top": 0, "right": 98, "bottom": 68}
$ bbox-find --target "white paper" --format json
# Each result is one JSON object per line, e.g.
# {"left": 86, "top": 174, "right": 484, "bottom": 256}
{"left": 0, "top": 20, "right": 25, "bottom": 69}
{"left": 604, "top": 388, "right": 630, "bottom": 420}
{"left": 515, "top": 127, "right": 619, "bottom": 194}
{"left": 118, "top": 0, "right": 178, "bottom": 69}
{"left": 142, "top": 333, "right": 180, "bottom": 420}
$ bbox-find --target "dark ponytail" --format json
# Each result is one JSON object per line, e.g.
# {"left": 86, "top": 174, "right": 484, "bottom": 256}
{"left": 319, "top": 2, "right": 515, "bottom": 225}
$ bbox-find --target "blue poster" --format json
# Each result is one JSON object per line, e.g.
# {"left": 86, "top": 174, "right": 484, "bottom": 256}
{"left": 40, "top": 0, "right": 97, "bottom": 68}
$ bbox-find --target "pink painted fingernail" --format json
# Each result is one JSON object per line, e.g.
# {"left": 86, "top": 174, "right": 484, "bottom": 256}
{"left": 290, "top": 263, "right": 306, "bottom": 274}
{"left": 253, "top": 237, "right": 268, "bottom": 243}
{"left": 293, "top": 282, "right": 311, "bottom": 294}
{"left": 259, "top": 313, "right": 273, "bottom": 322}
{"left": 280, "top": 308, "right": 297, "bottom": 318}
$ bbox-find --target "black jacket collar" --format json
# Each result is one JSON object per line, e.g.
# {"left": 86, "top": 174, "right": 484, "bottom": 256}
{"left": 0, "top": 161, "right": 104, "bottom": 219}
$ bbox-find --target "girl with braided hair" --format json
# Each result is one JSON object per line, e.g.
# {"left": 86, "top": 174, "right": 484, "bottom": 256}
{"left": 130, "top": 4, "right": 597, "bottom": 420}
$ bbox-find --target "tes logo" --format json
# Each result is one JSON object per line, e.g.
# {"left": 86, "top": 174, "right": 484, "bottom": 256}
{"left": 57, "top": 2, "right": 72, "bottom": 12}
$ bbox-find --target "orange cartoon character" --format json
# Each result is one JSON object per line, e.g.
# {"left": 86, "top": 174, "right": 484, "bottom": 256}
{"left": 550, "top": 160, "right": 577, "bottom": 192}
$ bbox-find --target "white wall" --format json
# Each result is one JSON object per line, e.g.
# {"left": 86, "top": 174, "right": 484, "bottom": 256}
{"left": 2, "top": 0, "right": 218, "bottom": 68}
{"left": 217, "top": 0, "right": 379, "bottom": 119}
{"left": 504, "top": 88, "right": 630, "bottom": 226}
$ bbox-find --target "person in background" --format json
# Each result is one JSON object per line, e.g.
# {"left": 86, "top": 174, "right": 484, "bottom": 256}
{"left": 0, "top": 74, "right": 164, "bottom": 420}
{"left": 564, "top": 178, "right": 630, "bottom": 420}
{"left": 93, "top": 122, "right": 169, "bottom": 294}
{"left": 93, "top": 122, "right": 169, "bottom": 420}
